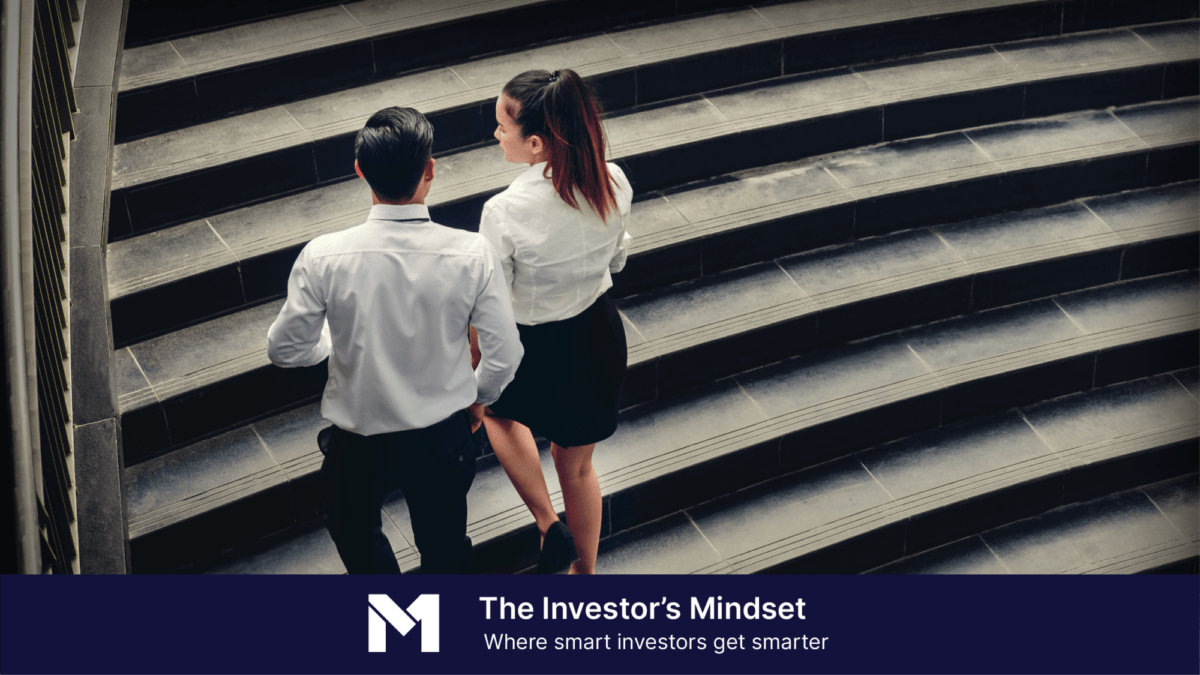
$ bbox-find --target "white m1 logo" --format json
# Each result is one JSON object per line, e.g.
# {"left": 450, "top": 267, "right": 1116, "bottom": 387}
{"left": 368, "top": 594, "right": 439, "bottom": 653}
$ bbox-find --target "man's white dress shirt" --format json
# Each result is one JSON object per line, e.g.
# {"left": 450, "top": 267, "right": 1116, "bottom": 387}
{"left": 479, "top": 162, "right": 633, "bottom": 325}
{"left": 267, "top": 203, "right": 523, "bottom": 435}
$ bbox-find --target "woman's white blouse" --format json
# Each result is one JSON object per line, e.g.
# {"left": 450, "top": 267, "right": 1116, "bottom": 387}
{"left": 479, "top": 161, "right": 633, "bottom": 325}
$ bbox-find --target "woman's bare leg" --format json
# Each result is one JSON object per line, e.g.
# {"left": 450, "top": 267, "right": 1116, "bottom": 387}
{"left": 483, "top": 414, "right": 560, "bottom": 542}
{"left": 472, "top": 325, "right": 560, "bottom": 542}
{"left": 551, "top": 443, "right": 601, "bottom": 574}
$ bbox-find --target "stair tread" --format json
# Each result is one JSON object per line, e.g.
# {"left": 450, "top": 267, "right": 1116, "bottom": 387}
{"left": 117, "top": 301, "right": 281, "bottom": 411}
{"left": 1113, "top": 96, "right": 1200, "bottom": 145}
{"left": 1143, "top": 468, "right": 1200, "bottom": 541}
{"left": 1086, "top": 180, "right": 1200, "bottom": 241}
{"left": 1174, "top": 367, "right": 1200, "bottom": 400}
{"left": 868, "top": 472, "right": 1199, "bottom": 574}
{"left": 1053, "top": 268, "right": 1200, "bottom": 335}
{"left": 126, "top": 426, "right": 288, "bottom": 537}
{"left": 1134, "top": 19, "right": 1200, "bottom": 57}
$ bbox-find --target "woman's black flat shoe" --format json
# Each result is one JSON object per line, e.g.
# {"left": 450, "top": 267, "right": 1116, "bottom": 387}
{"left": 537, "top": 521, "right": 578, "bottom": 574}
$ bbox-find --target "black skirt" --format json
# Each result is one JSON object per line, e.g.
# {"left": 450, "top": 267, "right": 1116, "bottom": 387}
{"left": 487, "top": 291, "right": 627, "bottom": 447}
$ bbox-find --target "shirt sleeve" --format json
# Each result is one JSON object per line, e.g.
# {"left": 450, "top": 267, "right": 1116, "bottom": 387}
{"left": 608, "top": 166, "right": 634, "bottom": 274}
{"left": 469, "top": 241, "right": 523, "bottom": 406}
{"left": 478, "top": 200, "right": 516, "bottom": 290}
{"left": 609, "top": 227, "right": 632, "bottom": 274}
{"left": 267, "top": 245, "right": 332, "bottom": 368}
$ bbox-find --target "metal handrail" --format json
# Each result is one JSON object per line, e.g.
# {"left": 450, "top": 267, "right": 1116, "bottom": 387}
{"left": 2, "top": 0, "right": 42, "bottom": 575}
{"left": 3, "top": 0, "right": 80, "bottom": 574}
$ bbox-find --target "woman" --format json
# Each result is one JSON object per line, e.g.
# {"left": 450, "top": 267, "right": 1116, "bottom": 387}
{"left": 474, "top": 68, "right": 633, "bottom": 574}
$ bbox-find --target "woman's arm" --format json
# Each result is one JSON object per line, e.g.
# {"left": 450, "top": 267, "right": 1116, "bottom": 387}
{"left": 608, "top": 164, "right": 634, "bottom": 274}
{"left": 610, "top": 226, "right": 631, "bottom": 274}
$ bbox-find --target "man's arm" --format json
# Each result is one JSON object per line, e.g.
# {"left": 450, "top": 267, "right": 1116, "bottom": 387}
{"left": 478, "top": 201, "right": 516, "bottom": 289}
{"left": 470, "top": 243, "right": 523, "bottom": 406}
{"left": 267, "top": 246, "right": 332, "bottom": 367}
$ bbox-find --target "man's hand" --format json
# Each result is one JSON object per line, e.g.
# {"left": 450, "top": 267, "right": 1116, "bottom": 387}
{"left": 466, "top": 402, "right": 486, "bottom": 433}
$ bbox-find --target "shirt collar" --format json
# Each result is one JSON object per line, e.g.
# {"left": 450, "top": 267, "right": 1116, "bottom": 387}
{"left": 515, "top": 161, "right": 550, "bottom": 187}
{"left": 368, "top": 203, "right": 431, "bottom": 222}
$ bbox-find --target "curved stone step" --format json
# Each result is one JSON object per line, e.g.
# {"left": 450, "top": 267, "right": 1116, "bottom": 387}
{"left": 621, "top": 180, "right": 1199, "bottom": 404}
{"left": 184, "top": 369, "right": 1200, "bottom": 574}
{"left": 125, "top": 274, "right": 1198, "bottom": 571}
{"left": 106, "top": 90, "right": 1198, "bottom": 346}
{"left": 117, "top": 0, "right": 607, "bottom": 141}
{"left": 866, "top": 472, "right": 1199, "bottom": 574}
{"left": 115, "top": 0, "right": 1122, "bottom": 143}
{"left": 108, "top": 17, "right": 1198, "bottom": 240}
{"left": 591, "top": 370, "right": 1199, "bottom": 574}
{"left": 124, "top": 1, "right": 344, "bottom": 48}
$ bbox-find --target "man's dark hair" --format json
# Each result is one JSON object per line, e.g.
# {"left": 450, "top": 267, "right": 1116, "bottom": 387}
{"left": 354, "top": 107, "right": 434, "bottom": 202}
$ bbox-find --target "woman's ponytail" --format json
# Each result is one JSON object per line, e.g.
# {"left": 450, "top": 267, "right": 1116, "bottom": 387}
{"left": 502, "top": 68, "right": 618, "bottom": 221}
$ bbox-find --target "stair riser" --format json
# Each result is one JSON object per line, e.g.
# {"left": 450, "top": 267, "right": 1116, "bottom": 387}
{"left": 971, "top": 249, "right": 1123, "bottom": 311}
{"left": 940, "top": 355, "right": 1098, "bottom": 426}
{"left": 1149, "top": 144, "right": 1200, "bottom": 185}
{"left": 1121, "top": 232, "right": 1200, "bottom": 280}
{"left": 112, "top": 268, "right": 247, "bottom": 348}
{"left": 1165, "top": 62, "right": 1200, "bottom": 98}
{"left": 617, "top": 204, "right": 858, "bottom": 298}
{"left": 622, "top": 317, "right": 819, "bottom": 409}
{"left": 1062, "top": 0, "right": 1199, "bottom": 32}
{"left": 1095, "top": 331, "right": 1200, "bottom": 388}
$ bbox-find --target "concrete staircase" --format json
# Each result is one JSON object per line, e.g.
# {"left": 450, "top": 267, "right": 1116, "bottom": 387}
{"left": 108, "top": 0, "right": 1200, "bottom": 574}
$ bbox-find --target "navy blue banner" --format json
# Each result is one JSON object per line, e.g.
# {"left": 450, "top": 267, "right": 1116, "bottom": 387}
{"left": 2, "top": 574, "right": 1196, "bottom": 674}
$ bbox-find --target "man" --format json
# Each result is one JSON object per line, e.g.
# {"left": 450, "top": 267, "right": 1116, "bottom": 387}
{"left": 267, "top": 107, "right": 523, "bottom": 574}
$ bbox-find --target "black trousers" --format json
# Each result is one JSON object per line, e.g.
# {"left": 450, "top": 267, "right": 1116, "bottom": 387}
{"left": 320, "top": 410, "right": 478, "bottom": 574}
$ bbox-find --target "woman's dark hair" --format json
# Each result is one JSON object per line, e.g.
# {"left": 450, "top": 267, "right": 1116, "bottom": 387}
{"left": 503, "top": 69, "right": 618, "bottom": 221}
{"left": 355, "top": 106, "right": 434, "bottom": 202}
